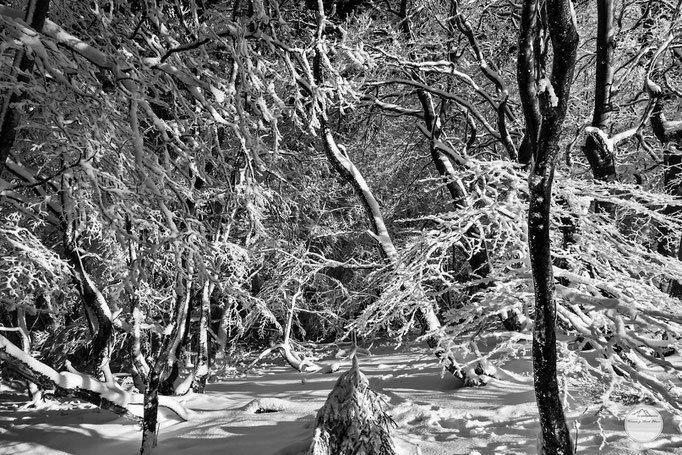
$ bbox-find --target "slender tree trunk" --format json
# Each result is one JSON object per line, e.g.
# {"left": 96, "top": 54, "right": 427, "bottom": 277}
{"left": 404, "top": 0, "right": 493, "bottom": 296}
{"left": 416, "top": 90, "right": 492, "bottom": 282}
{"left": 0, "top": 0, "right": 50, "bottom": 171}
{"left": 61, "top": 172, "right": 115, "bottom": 380}
{"left": 450, "top": 0, "right": 517, "bottom": 161}
{"left": 16, "top": 308, "right": 42, "bottom": 402}
{"left": 141, "top": 266, "right": 193, "bottom": 452}
{"left": 141, "top": 365, "right": 162, "bottom": 453}
{"left": 159, "top": 279, "right": 193, "bottom": 395}
{"left": 191, "top": 280, "right": 212, "bottom": 392}
{"left": 650, "top": 96, "right": 682, "bottom": 297}
{"left": 126, "top": 218, "right": 150, "bottom": 393}
{"left": 216, "top": 294, "right": 233, "bottom": 359}
{"left": 582, "top": 0, "right": 617, "bottom": 217}
{"left": 519, "top": 0, "right": 578, "bottom": 453}
{"left": 517, "top": 0, "right": 541, "bottom": 165}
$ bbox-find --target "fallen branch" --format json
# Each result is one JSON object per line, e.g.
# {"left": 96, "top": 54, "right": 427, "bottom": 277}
{"left": 0, "top": 334, "right": 191, "bottom": 421}
{"left": 245, "top": 340, "right": 341, "bottom": 375}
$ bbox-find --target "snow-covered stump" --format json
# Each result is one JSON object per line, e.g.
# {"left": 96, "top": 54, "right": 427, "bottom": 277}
{"left": 308, "top": 356, "right": 397, "bottom": 455}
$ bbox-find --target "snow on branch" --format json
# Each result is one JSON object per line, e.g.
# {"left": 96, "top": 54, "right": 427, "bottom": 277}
{"left": 0, "top": 334, "right": 191, "bottom": 421}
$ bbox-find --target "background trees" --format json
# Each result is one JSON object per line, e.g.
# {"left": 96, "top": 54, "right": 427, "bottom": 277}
{"left": 1, "top": 0, "right": 682, "bottom": 453}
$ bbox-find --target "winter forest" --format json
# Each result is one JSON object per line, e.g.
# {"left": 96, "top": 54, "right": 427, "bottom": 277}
{"left": 1, "top": 0, "right": 682, "bottom": 453}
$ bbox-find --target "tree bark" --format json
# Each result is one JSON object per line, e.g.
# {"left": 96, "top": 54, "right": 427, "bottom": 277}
{"left": 312, "top": 17, "right": 469, "bottom": 379}
{"left": 61, "top": 172, "right": 115, "bottom": 380}
{"left": 191, "top": 280, "right": 212, "bottom": 393}
{"left": 450, "top": 0, "right": 517, "bottom": 161}
{"left": 650, "top": 95, "right": 682, "bottom": 297}
{"left": 159, "top": 277, "right": 193, "bottom": 394}
{"left": 0, "top": 334, "right": 192, "bottom": 423}
{"left": 0, "top": 0, "right": 50, "bottom": 171}
{"left": 16, "top": 308, "right": 42, "bottom": 402}
{"left": 517, "top": 0, "right": 541, "bottom": 165}
{"left": 583, "top": 0, "right": 617, "bottom": 216}
{"left": 142, "top": 269, "right": 194, "bottom": 452}
{"left": 519, "top": 0, "right": 578, "bottom": 453}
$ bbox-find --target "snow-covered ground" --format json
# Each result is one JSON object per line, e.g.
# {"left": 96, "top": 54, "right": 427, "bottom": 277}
{"left": 1, "top": 336, "right": 681, "bottom": 454}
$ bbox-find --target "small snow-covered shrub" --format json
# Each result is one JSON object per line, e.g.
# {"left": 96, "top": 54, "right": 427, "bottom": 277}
{"left": 308, "top": 357, "right": 396, "bottom": 455}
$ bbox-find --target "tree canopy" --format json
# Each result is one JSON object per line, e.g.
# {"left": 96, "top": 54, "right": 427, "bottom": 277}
{"left": 2, "top": 0, "right": 682, "bottom": 453}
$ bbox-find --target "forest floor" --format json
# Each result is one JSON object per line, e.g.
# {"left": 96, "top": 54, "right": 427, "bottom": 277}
{"left": 1, "top": 333, "right": 681, "bottom": 455}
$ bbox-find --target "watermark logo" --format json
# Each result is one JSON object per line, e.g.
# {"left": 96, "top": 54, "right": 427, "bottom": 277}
{"left": 624, "top": 405, "right": 663, "bottom": 443}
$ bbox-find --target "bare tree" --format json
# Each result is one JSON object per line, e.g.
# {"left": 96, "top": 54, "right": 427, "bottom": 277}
{"left": 518, "top": 0, "right": 579, "bottom": 453}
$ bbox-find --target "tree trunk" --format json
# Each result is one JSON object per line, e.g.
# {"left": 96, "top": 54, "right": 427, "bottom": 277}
{"left": 519, "top": 0, "right": 578, "bottom": 453}
{"left": 191, "top": 280, "right": 212, "bottom": 393}
{"left": 583, "top": 0, "right": 617, "bottom": 217}
{"left": 216, "top": 294, "right": 233, "bottom": 359}
{"left": 650, "top": 96, "right": 682, "bottom": 297}
{"left": 141, "top": 367, "right": 161, "bottom": 453}
{"left": 0, "top": 0, "right": 50, "bottom": 171}
{"left": 141, "top": 269, "right": 194, "bottom": 452}
{"left": 0, "top": 334, "right": 140, "bottom": 421}
{"left": 61, "top": 172, "right": 115, "bottom": 380}
{"left": 159, "top": 280, "right": 193, "bottom": 395}
{"left": 16, "top": 308, "right": 42, "bottom": 403}
{"left": 517, "top": 0, "right": 541, "bottom": 165}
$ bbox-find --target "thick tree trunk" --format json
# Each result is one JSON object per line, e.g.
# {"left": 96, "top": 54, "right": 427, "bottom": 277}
{"left": 519, "top": 0, "right": 578, "bottom": 453}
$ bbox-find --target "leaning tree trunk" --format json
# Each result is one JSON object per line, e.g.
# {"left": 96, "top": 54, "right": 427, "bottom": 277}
{"left": 311, "top": 32, "right": 469, "bottom": 380}
{"left": 518, "top": 0, "right": 578, "bottom": 453}
{"left": 61, "top": 171, "right": 115, "bottom": 382}
{"left": 0, "top": 334, "right": 189, "bottom": 423}
{"left": 401, "top": 0, "right": 493, "bottom": 286}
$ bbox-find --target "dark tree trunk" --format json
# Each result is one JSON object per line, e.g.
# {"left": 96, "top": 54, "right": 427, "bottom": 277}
{"left": 405, "top": 0, "right": 493, "bottom": 289}
{"left": 0, "top": 0, "right": 51, "bottom": 171}
{"left": 141, "top": 272, "right": 193, "bottom": 452}
{"left": 0, "top": 334, "right": 140, "bottom": 421}
{"left": 650, "top": 96, "right": 682, "bottom": 297}
{"left": 61, "top": 173, "right": 114, "bottom": 379}
{"left": 517, "top": 0, "right": 541, "bottom": 165}
{"left": 583, "top": 0, "right": 617, "bottom": 216}
{"left": 160, "top": 287, "right": 193, "bottom": 395}
{"left": 519, "top": 0, "right": 578, "bottom": 453}
{"left": 450, "top": 0, "right": 517, "bottom": 161}
{"left": 141, "top": 368, "right": 161, "bottom": 453}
